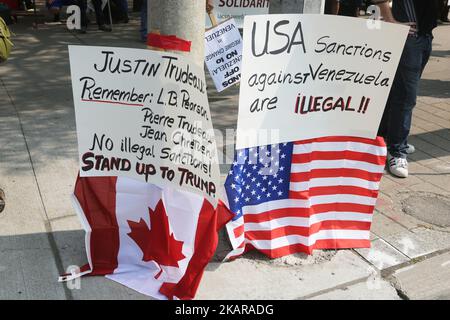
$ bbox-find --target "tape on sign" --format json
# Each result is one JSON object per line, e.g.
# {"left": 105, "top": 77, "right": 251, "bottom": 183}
{"left": 147, "top": 33, "right": 192, "bottom": 52}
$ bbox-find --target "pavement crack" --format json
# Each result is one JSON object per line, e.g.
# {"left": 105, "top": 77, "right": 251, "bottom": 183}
{"left": 0, "top": 78, "right": 74, "bottom": 300}
{"left": 296, "top": 276, "right": 371, "bottom": 300}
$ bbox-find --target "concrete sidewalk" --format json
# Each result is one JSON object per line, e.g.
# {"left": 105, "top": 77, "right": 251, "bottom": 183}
{"left": 0, "top": 14, "right": 449, "bottom": 300}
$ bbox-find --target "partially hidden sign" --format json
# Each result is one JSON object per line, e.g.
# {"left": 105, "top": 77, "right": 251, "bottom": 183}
{"left": 205, "top": 18, "right": 243, "bottom": 92}
{"left": 69, "top": 46, "right": 220, "bottom": 206}
{"left": 209, "top": 0, "right": 270, "bottom": 28}
{"left": 236, "top": 14, "right": 409, "bottom": 149}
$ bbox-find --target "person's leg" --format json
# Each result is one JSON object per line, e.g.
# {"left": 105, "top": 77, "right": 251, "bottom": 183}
{"left": 92, "top": 0, "right": 112, "bottom": 31}
{"left": 92, "top": 0, "right": 103, "bottom": 25}
{"left": 377, "top": 93, "right": 390, "bottom": 139}
{"left": 441, "top": 0, "right": 449, "bottom": 22}
{"left": 111, "top": 0, "right": 128, "bottom": 22}
{"left": 386, "top": 36, "right": 424, "bottom": 160}
{"left": 46, "top": 0, "right": 63, "bottom": 22}
{"left": 0, "top": 188, "right": 4, "bottom": 213}
{"left": 120, "top": 0, "right": 129, "bottom": 22}
{"left": 140, "top": 0, "right": 147, "bottom": 42}
{"left": 399, "top": 34, "right": 432, "bottom": 153}
{"left": 325, "top": 0, "right": 340, "bottom": 15}
{"left": 76, "top": 0, "right": 88, "bottom": 30}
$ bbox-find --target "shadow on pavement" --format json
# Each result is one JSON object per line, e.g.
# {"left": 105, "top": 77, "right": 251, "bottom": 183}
{"left": 431, "top": 49, "right": 450, "bottom": 58}
{"left": 408, "top": 128, "right": 450, "bottom": 165}
{"left": 419, "top": 79, "right": 450, "bottom": 99}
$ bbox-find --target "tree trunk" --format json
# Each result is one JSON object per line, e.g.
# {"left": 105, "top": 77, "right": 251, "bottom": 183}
{"left": 147, "top": 0, "right": 206, "bottom": 65}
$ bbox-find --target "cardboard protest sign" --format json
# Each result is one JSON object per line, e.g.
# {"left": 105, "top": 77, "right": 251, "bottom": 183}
{"left": 205, "top": 19, "right": 243, "bottom": 92}
{"left": 235, "top": 14, "right": 409, "bottom": 149}
{"left": 69, "top": 46, "right": 220, "bottom": 206}
{"left": 206, "top": 0, "right": 270, "bottom": 28}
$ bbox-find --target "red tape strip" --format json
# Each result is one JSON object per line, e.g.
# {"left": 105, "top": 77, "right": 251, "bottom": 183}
{"left": 147, "top": 33, "right": 192, "bottom": 52}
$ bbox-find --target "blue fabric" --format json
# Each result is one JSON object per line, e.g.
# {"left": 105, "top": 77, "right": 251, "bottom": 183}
{"left": 116, "top": 0, "right": 128, "bottom": 12}
{"left": 46, "top": 0, "right": 78, "bottom": 9}
{"left": 225, "top": 143, "right": 294, "bottom": 221}
{"left": 379, "top": 34, "right": 433, "bottom": 158}
{"left": 140, "top": 0, "right": 147, "bottom": 42}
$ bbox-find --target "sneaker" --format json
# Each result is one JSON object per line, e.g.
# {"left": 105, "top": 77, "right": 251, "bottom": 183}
{"left": 0, "top": 188, "right": 5, "bottom": 213}
{"left": 406, "top": 144, "right": 415, "bottom": 154}
{"left": 388, "top": 154, "right": 408, "bottom": 178}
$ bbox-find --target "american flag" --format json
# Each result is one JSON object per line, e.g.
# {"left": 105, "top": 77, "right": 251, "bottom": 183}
{"left": 223, "top": 136, "right": 387, "bottom": 259}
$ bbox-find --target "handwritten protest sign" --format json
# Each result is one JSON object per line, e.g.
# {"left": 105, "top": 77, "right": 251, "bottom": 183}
{"left": 205, "top": 19, "right": 243, "bottom": 92}
{"left": 69, "top": 46, "right": 220, "bottom": 206}
{"left": 235, "top": 14, "right": 409, "bottom": 149}
{"left": 207, "top": 0, "right": 270, "bottom": 28}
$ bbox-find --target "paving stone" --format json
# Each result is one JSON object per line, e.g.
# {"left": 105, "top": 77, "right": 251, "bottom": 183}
{"left": 431, "top": 102, "right": 450, "bottom": 112}
{"left": 376, "top": 199, "right": 435, "bottom": 232}
{"left": 383, "top": 227, "right": 450, "bottom": 259}
{"left": 379, "top": 176, "right": 402, "bottom": 193}
{"left": 196, "top": 251, "right": 373, "bottom": 299}
{"left": 381, "top": 173, "right": 424, "bottom": 189}
{"left": 391, "top": 252, "right": 450, "bottom": 299}
{"left": 1, "top": 15, "right": 449, "bottom": 301}
{"left": 401, "top": 193, "right": 450, "bottom": 228}
{"left": 417, "top": 172, "right": 450, "bottom": 192}
{"left": 408, "top": 181, "right": 447, "bottom": 194}
{"left": 408, "top": 136, "right": 450, "bottom": 162}
{"left": 414, "top": 109, "right": 450, "bottom": 129}
{"left": 356, "top": 239, "right": 409, "bottom": 270}
{"left": 309, "top": 278, "right": 401, "bottom": 300}
{"left": 51, "top": 229, "right": 151, "bottom": 300}
{"left": 410, "top": 132, "right": 450, "bottom": 153}
{"left": 370, "top": 211, "right": 411, "bottom": 238}
{"left": 0, "top": 246, "right": 67, "bottom": 299}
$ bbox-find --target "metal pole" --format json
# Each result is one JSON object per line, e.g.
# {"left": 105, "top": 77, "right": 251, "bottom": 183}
{"left": 147, "top": 0, "right": 205, "bottom": 65}
{"left": 33, "top": 0, "right": 38, "bottom": 28}
{"left": 107, "top": 0, "right": 113, "bottom": 31}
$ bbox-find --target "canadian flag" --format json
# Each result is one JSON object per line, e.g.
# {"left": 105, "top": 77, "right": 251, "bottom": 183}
{"left": 61, "top": 175, "right": 230, "bottom": 300}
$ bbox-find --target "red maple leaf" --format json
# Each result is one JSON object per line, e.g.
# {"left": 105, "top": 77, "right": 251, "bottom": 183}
{"left": 127, "top": 200, "right": 185, "bottom": 279}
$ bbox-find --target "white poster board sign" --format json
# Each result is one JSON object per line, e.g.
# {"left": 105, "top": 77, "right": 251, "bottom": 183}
{"left": 207, "top": 0, "right": 270, "bottom": 28}
{"left": 205, "top": 19, "right": 243, "bottom": 92}
{"left": 69, "top": 46, "right": 220, "bottom": 206}
{"left": 236, "top": 14, "right": 409, "bottom": 149}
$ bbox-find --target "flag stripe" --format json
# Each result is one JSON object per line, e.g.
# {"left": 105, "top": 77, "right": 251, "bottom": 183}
{"left": 241, "top": 195, "right": 377, "bottom": 214}
{"left": 290, "top": 177, "right": 380, "bottom": 191}
{"left": 244, "top": 212, "right": 373, "bottom": 228}
{"left": 243, "top": 204, "right": 374, "bottom": 228}
{"left": 242, "top": 203, "right": 375, "bottom": 222}
{"left": 293, "top": 141, "right": 387, "bottom": 156}
{"left": 290, "top": 168, "right": 383, "bottom": 182}
{"left": 74, "top": 176, "right": 120, "bottom": 276}
{"left": 291, "top": 159, "right": 385, "bottom": 173}
{"left": 294, "top": 136, "right": 386, "bottom": 146}
{"left": 233, "top": 224, "right": 245, "bottom": 238}
{"left": 245, "top": 221, "right": 371, "bottom": 240}
{"left": 159, "top": 199, "right": 217, "bottom": 300}
{"left": 292, "top": 151, "right": 385, "bottom": 165}
{"left": 243, "top": 239, "right": 372, "bottom": 258}
{"left": 246, "top": 229, "right": 371, "bottom": 249}
{"left": 224, "top": 137, "right": 386, "bottom": 258}
{"left": 289, "top": 187, "right": 379, "bottom": 198}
